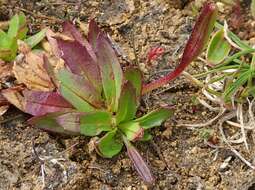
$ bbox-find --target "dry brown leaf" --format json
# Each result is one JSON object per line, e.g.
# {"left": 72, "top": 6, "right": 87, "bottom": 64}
{"left": 13, "top": 51, "right": 55, "bottom": 91}
{"left": 0, "top": 105, "right": 9, "bottom": 115}
{"left": 0, "top": 90, "right": 10, "bottom": 116}
{"left": 0, "top": 21, "right": 9, "bottom": 30}
{"left": 0, "top": 94, "right": 9, "bottom": 116}
{"left": 17, "top": 40, "right": 31, "bottom": 54}
{"left": 0, "top": 60, "right": 13, "bottom": 81}
{"left": 1, "top": 85, "right": 25, "bottom": 112}
{"left": 0, "top": 93, "right": 9, "bottom": 106}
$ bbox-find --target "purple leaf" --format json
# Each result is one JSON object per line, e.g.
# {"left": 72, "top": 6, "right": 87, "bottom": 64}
{"left": 142, "top": 2, "right": 217, "bottom": 94}
{"left": 56, "top": 39, "right": 102, "bottom": 92}
{"left": 62, "top": 21, "right": 85, "bottom": 45}
{"left": 124, "top": 139, "right": 155, "bottom": 185}
{"left": 56, "top": 112, "right": 84, "bottom": 133}
{"left": 24, "top": 90, "right": 73, "bottom": 116}
{"left": 88, "top": 19, "right": 102, "bottom": 49}
{"left": 62, "top": 21, "right": 97, "bottom": 61}
{"left": 28, "top": 112, "right": 79, "bottom": 135}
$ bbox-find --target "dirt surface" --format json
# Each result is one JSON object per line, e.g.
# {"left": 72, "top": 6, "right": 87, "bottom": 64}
{"left": 1, "top": 0, "right": 255, "bottom": 189}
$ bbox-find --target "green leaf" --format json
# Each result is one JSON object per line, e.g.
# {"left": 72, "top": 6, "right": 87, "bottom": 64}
{"left": 215, "top": 22, "right": 253, "bottom": 50}
{"left": 96, "top": 129, "right": 123, "bottom": 158}
{"left": 116, "top": 82, "right": 137, "bottom": 124}
{"left": 24, "top": 28, "right": 47, "bottom": 48}
{"left": 206, "top": 29, "right": 231, "bottom": 65}
{"left": 0, "top": 30, "right": 11, "bottom": 47}
{"left": 223, "top": 70, "right": 252, "bottom": 101}
{"left": 248, "top": 86, "right": 255, "bottom": 98}
{"left": 59, "top": 85, "right": 95, "bottom": 112}
{"left": 119, "top": 122, "right": 144, "bottom": 141}
{"left": 57, "top": 69, "right": 100, "bottom": 112}
{"left": 0, "top": 30, "right": 17, "bottom": 61}
{"left": 8, "top": 13, "right": 28, "bottom": 39}
{"left": 140, "top": 131, "right": 152, "bottom": 141}
{"left": 80, "top": 111, "right": 112, "bottom": 136}
{"left": 124, "top": 68, "right": 142, "bottom": 99}
{"left": 135, "top": 108, "right": 173, "bottom": 129}
{"left": 96, "top": 33, "right": 123, "bottom": 112}
{"left": 194, "top": 64, "right": 248, "bottom": 78}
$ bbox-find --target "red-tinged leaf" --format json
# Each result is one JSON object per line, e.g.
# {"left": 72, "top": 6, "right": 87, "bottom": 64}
{"left": 142, "top": 2, "right": 218, "bottom": 94}
{"left": 124, "top": 139, "right": 155, "bottom": 185}
{"left": 62, "top": 21, "right": 85, "bottom": 45}
{"left": 28, "top": 112, "right": 79, "bottom": 135}
{"left": 24, "top": 90, "right": 73, "bottom": 116}
{"left": 62, "top": 21, "right": 97, "bottom": 61}
{"left": 96, "top": 33, "right": 123, "bottom": 112}
{"left": 124, "top": 68, "right": 142, "bottom": 100}
{"left": 57, "top": 68, "right": 102, "bottom": 108}
{"left": 56, "top": 112, "right": 84, "bottom": 133}
{"left": 116, "top": 82, "right": 137, "bottom": 124}
{"left": 56, "top": 39, "right": 102, "bottom": 92}
{"left": 88, "top": 19, "right": 102, "bottom": 49}
{"left": 2, "top": 85, "right": 25, "bottom": 111}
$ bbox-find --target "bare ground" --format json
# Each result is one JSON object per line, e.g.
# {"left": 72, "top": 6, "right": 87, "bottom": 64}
{"left": 1, "top": 0, "right": 255, "bottom": 189}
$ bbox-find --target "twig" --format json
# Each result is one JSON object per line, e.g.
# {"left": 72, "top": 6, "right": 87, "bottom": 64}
{"left": 218, "top": 112, "right": 255, "bottom": 170}
{"left": 177, "top": 108, "right": 226, "bottom": 128}
{"left": 237, "top": 103, "right": 249, "bottom": 151}
{"left": 0, "top": 114, "right": 24, "bottom": 124}
{"left": 197, "top": 97, "right": 220, "bottom": 111}
{"left": 226, "top": 120, "right": 254, "bottom": 130}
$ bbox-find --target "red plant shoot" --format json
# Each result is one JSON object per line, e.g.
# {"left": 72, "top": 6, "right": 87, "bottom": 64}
{"left": 142, "top": 2, "right": 218, "bottom": 94}
{"left": 146, "top": 46, "right": 165, "bottom": 64}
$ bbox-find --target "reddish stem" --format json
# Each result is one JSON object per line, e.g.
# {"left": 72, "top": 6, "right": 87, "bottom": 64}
{"left": 142, "top": 2, "right": 217, "bottom": 95}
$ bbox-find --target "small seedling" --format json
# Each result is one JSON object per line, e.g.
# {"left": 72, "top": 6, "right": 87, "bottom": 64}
{"left": 188, "top": 11, "right": 255, "bottom": 169}
{"left": 0, "top": 12, "right": 46, "bottom": 61}
{"left": 195, "top": 21, "right": 255, "bottom": 105}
